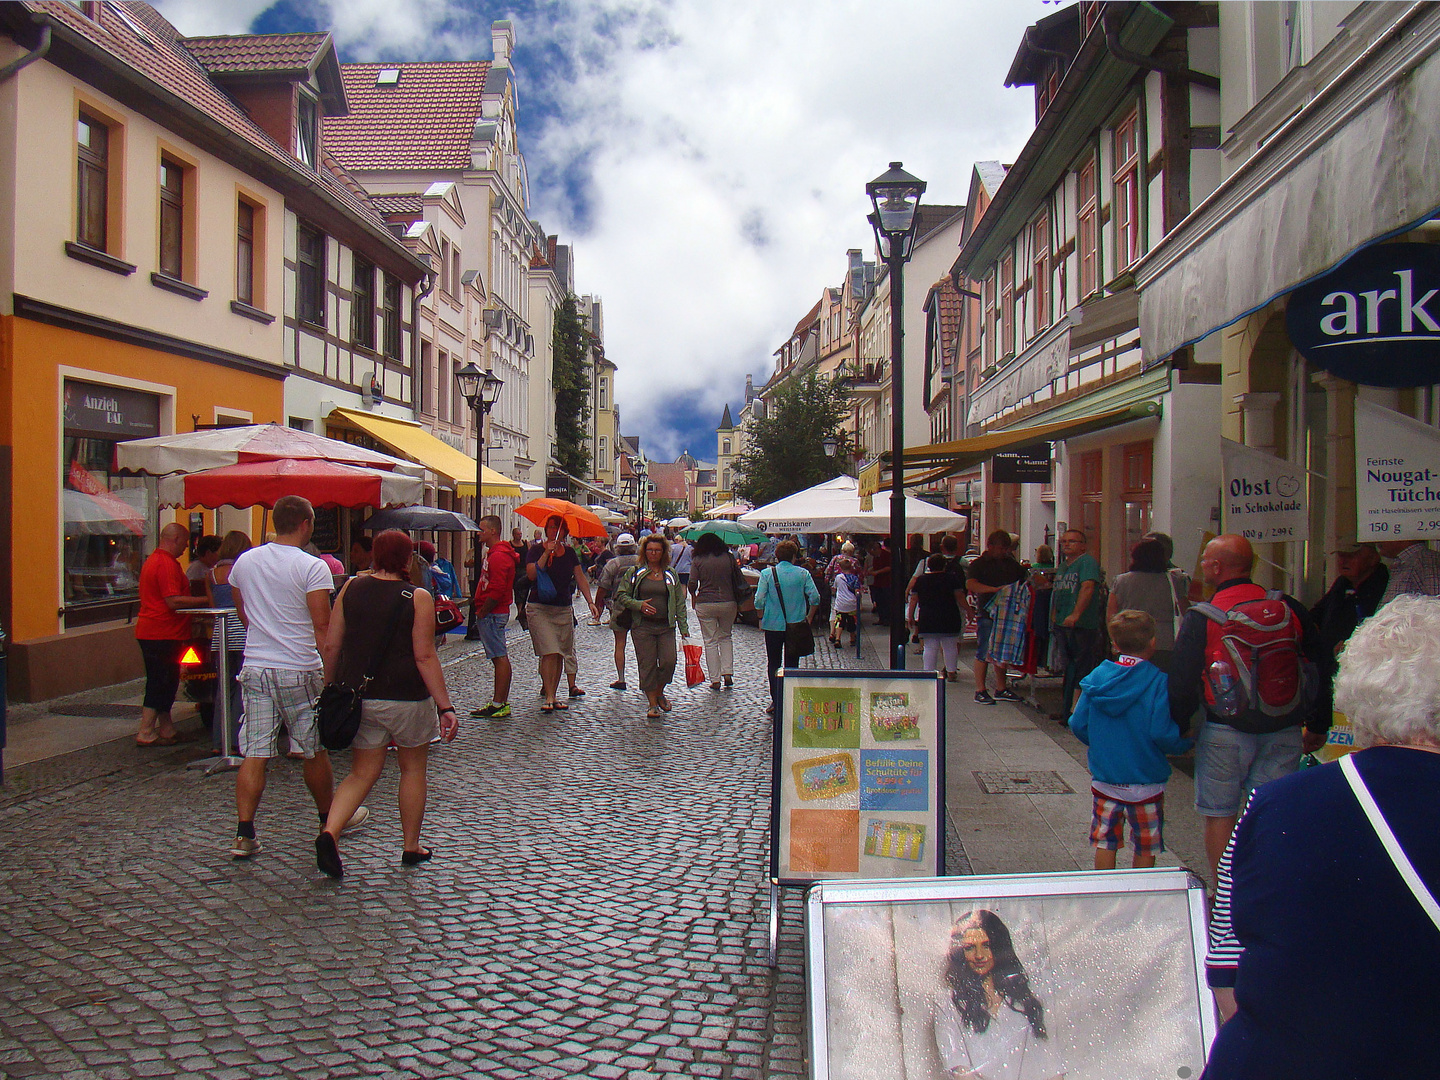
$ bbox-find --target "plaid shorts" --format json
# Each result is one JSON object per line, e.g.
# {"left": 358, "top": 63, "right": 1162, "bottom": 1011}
{"left": 237, "top": 667, "right": 324, "bottom": 759}
{"left": 1090, "top": 789, "right": 1165, "bottom": 856}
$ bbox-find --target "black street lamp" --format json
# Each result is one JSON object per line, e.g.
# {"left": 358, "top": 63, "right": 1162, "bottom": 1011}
{"left": 633, "top": 458, "right": 649, "bottom": 535}
{"left": 867, "top": 161, "right": 925, "bottom": 670}
{"left": 456, "top": 361, "right": 504, "bottom": 595}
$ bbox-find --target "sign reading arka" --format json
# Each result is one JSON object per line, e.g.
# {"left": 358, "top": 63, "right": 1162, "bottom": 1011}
{"left": 1287, "top": 243, "right": 1440, "bottom": 387}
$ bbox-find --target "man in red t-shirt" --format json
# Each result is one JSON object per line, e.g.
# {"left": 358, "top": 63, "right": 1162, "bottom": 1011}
{"left": 469, "top": 514, "right": 519, "bottom": 719}
{"left": 135, "top": 522, "right": 209, "bottom": 746}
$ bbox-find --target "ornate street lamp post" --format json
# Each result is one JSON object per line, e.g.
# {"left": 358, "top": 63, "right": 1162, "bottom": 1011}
{"left": 633, "top": 458, "right": 649, "bottom": 535}
{"left": 456, "top": 361, "right": 504, "bottom": 599}
{"left": 867, "top": 161, "right": 925, "bottom": 670}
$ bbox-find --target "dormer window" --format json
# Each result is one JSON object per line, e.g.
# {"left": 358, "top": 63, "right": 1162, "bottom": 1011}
{"left": 296, "top": 91, "right": 318, "bottom": 168}
{"left": 377, "top": 68, "right": 400, "bottom": 86}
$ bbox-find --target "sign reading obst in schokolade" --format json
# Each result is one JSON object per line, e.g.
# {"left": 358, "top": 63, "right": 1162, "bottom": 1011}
{"left": 1286, "top": 242, "right": 1440, "bottom": 387}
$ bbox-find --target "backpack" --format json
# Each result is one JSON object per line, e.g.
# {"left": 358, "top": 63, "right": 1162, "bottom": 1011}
{"left": 1193, "top": 588, "right": 1318, "bottom": 730}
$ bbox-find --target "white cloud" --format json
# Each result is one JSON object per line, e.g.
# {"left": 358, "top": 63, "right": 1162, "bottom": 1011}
{"left": 155, "top": 0, "right": 1049, "bottom": 461}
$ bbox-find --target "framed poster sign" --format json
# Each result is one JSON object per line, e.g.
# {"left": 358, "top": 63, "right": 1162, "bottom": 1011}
{"left": 771, "top": 669, "right": 945, "bottom": 885}
{"left": 805, "top": 871, "right": 1215, "bottom": 1080}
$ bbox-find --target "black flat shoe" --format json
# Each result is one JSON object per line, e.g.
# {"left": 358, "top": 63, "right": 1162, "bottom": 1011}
{"left": 315, "top": 832, "right": 343, "bottom": 879}
{"left": 401, "top": 847, "right": 433, "bottom": 866}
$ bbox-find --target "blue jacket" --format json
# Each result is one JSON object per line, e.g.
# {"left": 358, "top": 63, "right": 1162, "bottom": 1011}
{"left": 1069, "top": 659, "right": 1193, "bottom": 786}
{"left": 755, "top": 561, "right": 820, "bottom": 632}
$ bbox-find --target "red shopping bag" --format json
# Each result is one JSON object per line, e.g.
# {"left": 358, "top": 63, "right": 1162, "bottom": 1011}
{"left": 684, "top": 642, "right": 705, "bottom": 687}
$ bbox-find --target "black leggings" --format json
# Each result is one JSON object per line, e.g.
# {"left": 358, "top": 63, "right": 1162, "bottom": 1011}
{"left": 765, "top": 629, "right": 803, "bottom": 709}
{"left": 138, "top": 638, "right": 185, "bottom": 712}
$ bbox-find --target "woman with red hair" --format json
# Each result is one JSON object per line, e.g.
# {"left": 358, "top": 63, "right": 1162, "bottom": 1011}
{"left": 316, "top": 529, "right": 458, "bottom": 878}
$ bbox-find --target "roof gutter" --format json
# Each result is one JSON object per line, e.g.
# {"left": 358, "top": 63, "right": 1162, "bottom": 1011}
{"left": 23, "top": 10, "right": 425, "bottom": 278}
{"left": 1102, "top": 6, "right": 1219, "bottom": 90}
{"left": 0, "top": 22, "right": 48, "bottom": 82}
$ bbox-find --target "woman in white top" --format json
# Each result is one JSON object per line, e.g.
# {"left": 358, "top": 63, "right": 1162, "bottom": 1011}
{"left": 932, "top": 910, "right": 1065, "bottom": 1080}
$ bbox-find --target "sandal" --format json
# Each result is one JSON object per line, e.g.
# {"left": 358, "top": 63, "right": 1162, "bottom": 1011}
{"left": 710, "top": 681, "right": 722, "bottom": 690}
{"left": 553, "top": 699, "right": 569, "bottom": 711}
{"left": 658, "top": 696, "right": 672, "bottom": 712}
{"left": 540, "top": 701, "right": 556, "bottom": 713}
{"left": 568, "top": 686, "right": 586, "bottom": 698}
{"left": 723, "top": 675, "right": 733, "bottom": 688}
{"left": 401, "top": 847, "right": 433, "bottom": 866}
{"left": 646, "top": 707, "right": 662, "bottom": 719}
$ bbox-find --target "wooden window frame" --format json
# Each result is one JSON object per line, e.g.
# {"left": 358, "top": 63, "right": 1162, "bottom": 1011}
{"left": 76, "top": 110, "right": 110, "bottom": 252}
{"left": 1031, "top": 213, "right": 1050, "bottom": 332}
{"left": 1113, "top": 111, "right": 1141, "bottom": 272}
{"left": 1122, "top": 440, "right": 1153, "bottom": 496}
{"left": 235, "top": 199, "right": 255, "bottom": 305}
{"left": 1077, "top": 159, "right": 1099, "bottom": 298}
{"left": 296, "top": 221, "right": 326, "bottom": 327}
{"left": 382, "top": 273, "right": 402, "bottom": 359}
{"left": 295, "top": 91, "right": 319, "bottom": 169}
{"left": 1000, "top": 255, "right": 1015, "bottom": 359}
{"left": 158, "top": 156, "right": 184, "bottom": 279}
{"left": 351, "top": 255, "right": 376, "bottom": 350}
{"left": 436, "top": 347, "right": 449, "bottom": 421}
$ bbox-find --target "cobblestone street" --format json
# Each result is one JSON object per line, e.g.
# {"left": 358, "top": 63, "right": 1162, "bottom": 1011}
{"left": 0, "top": 614, "right": 876, "bottom": 1080}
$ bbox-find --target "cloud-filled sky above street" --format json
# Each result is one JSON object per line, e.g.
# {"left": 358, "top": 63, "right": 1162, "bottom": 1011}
{"left": 156, "top": 0, "right": 1053, "bottom": 461}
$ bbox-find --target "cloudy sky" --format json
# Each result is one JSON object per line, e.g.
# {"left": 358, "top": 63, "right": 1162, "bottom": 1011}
{"left": 156, "top": 0, "right": 1052, "bottom": 461}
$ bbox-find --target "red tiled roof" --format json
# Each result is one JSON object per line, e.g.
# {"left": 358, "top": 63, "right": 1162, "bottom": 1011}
{"left": 182, "top": 32, "right": 329, "bottom": 75}
{"left": 792, "top": 299, "right": 822, "bottom": 337}
{"left": 24, "top": 3, "right": 412, "bottom": 268}
{"left": 644, "top": 463, "right": 690, "bottom": 502}
{"left": 327, "top": 62, "right": 490, "bottom": 171}
{"left": 932, "top": 278, "right": 964, "bottom": 352}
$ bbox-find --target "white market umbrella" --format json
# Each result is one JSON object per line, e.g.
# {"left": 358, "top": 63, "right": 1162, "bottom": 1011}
{"left": 116, "top": 422, "right": 423, "bottom": 477}
{"left": 665, "top": 516, "right": 693, "bottom": 529}
{"left": 63, "top": 487, "right": 149, "bottom": 536}
{"left": 705, "top": 500, "right": 751, "bottom": 519}
{"left": 739, "top": 474, "right": 967, "bottom": 535}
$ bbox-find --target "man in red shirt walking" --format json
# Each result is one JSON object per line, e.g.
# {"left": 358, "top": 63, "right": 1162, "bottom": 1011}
{"left": 469, "top": 514, "right": 518, "bottom": 719}
{"left": 135, "top": 522, "right": 209, "bottom": 746}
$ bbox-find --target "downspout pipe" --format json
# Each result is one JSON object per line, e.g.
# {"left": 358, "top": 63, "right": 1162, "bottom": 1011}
{"left": 1103, "top": 8, "right": 1220, "bottom": 91}
{"left": 408, "top": 254, "right": 437, "bottom": 414}
{"left": 0, "top": 24, "right": 50, "bottom": 83}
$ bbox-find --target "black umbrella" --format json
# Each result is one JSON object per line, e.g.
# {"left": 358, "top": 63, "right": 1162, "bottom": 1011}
{"left": 361, "top": 506, "right": 479, "bottom": 532}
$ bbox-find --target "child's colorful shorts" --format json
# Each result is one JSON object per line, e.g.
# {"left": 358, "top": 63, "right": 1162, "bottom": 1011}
{"left": 1090, "top": 789, "right": 1165, "bottom": 855}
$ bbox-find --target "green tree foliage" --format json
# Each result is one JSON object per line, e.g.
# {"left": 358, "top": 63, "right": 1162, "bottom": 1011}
{"left": 553, "top": 295, "right": 592, "bottom": 477}
{"left": 732, "top": 372, "right": 851, "bottom": 507}
{"left": 651, "top": 498, "right": 687, "bottom": 521}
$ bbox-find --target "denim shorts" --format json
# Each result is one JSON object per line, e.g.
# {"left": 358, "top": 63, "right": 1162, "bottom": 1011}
{"left": 477, "top": 612, "right": 508, "bottom": 660}
{"left": 1193, "top": 720, "right": 1303, "bottom": 816}
{"left": 975, "top": 616, "right": 993, "bottom": 658}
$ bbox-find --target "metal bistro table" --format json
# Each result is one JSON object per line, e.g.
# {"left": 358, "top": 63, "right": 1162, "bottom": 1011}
{"left": 186, "top": 607, "right": 244, "bottom": 777}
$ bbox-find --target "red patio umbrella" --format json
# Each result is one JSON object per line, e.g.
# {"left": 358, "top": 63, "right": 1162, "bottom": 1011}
{"left": 514, "top": 498, "right": 608, "bottom": 538}
{"left": 158, "top": 458, "right": 423, "bottom": 510}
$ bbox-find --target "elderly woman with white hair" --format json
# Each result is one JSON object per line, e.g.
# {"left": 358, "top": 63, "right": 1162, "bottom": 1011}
{"left": 1201, "top": 595, "right": 1440, "bottom": 1080}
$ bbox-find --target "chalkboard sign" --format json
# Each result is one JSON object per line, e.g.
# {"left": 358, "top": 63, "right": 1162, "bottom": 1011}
{"left": 311, "top": 507, "right": 340, "bottom": 553}
{"left": 992, "top": 443, "right": 1051, "bottom": 484}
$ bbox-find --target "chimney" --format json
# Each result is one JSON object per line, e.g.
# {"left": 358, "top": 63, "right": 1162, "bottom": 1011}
{"left": 492, "top": 20, "right": 514, "bottom": 64}
{"left": 744, "top": 374, "right": 754, "bottom": 402}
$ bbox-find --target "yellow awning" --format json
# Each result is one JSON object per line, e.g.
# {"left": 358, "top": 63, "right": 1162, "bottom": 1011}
{"left": 328, "top": 408, "right": 523, "bottom": 497}
{"left": 882, "top": 401, "right": 1161, "bottom": 486}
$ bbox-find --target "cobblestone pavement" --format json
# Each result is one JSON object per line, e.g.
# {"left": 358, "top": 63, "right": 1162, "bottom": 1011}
{"left": 0, "top": 612, "right": 916, "bottom": 1080}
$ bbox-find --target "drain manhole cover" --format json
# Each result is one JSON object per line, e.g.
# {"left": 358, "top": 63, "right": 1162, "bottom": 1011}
{"left": 973, "top": 770, "right": 1074, "bottom": 794}
{"left": 47, "top": 704, "right": 138, "bottom": 719}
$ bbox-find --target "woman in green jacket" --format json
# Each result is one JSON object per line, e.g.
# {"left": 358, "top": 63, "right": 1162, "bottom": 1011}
{"left": 615, "top": 535, "right": 691, "bottom": 718}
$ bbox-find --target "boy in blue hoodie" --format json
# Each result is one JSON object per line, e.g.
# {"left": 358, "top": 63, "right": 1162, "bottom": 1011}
{"left": 1070, "top": 610, "right": 1194, "bottom": 870}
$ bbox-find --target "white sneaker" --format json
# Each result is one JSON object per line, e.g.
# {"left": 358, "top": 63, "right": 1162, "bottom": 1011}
{"left": 230, "top": 835, "right": 261, "bottom": 858}
{"left": 340, "top": 805, "right": 370, "bottom": 834}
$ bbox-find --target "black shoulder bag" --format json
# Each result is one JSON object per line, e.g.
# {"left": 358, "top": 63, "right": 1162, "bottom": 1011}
{"left": 317, "top": 584, "right": 410, "bottom": 751}
{"left": 771, "top": 567, "right": 815, "bottom": 658}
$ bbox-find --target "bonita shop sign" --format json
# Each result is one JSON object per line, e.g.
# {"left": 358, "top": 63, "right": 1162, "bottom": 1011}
{"left": 1287, "top": 243, "right": 1440, "bottom": 387}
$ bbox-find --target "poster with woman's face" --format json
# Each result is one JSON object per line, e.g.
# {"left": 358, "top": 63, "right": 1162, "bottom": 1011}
{"left": 808, "top": 874, "right": 1212, "bottom": 1080}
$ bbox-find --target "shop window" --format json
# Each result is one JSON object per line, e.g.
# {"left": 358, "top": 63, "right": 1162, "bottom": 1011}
{"left": 158, "top": 157, "right": 185, "bottom": 278}
{"left": 1113, "top": 111, "right": 1141, "bottom": 271}
{"left": 382, "top": 274, "right": 402, "bottom": 358}
{"left": 1077, "top": 158, "right": 1099, "bottom": 298}
{"left": 351, "top": 255, "right": 376, "bottom": 350}
{"left": 296, "top": 222, "right": 325, "bottom": 326}
{"left": 62, "top": 380, "right": 161, "bottom": 626}
{"left": 1078, "top": 449, "right": 1103, "bottom": 555}
{"left": 1123, "top": 441, "right": 1154, "bottom": 554}
{"left": 1032, "top": 213, "right": 1050, "bottom": 332}
{"left": 76, "top": 111, "right": 111, "bottom": 251}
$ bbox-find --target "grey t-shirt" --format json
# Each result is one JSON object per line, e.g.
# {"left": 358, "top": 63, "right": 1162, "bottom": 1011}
{"left": 597, "top": 553, "right": 639, "bottom": 611}
{"left": 1110, "top": 570, "right": 1179, "bottom": 650}
{"left": 689, "top": 552, "right": 738, "bottom": 605}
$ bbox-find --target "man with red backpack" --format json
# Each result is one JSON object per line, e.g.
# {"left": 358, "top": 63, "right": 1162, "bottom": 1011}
{"left": 1168, "top": 534, "right": 1329, "bottom": 881}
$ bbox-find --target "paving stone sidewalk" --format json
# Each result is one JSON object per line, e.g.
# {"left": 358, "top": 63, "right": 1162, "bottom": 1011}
{"left": 0, "top": 614, "right": 899, "bottom": 1080}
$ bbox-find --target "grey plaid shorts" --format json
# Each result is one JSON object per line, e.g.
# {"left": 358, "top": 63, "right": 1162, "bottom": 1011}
{"left": 237, "top": 667, "right": 324, "bottom": 759}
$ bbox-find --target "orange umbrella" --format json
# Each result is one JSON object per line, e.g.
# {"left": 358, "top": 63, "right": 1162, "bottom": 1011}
{"left": 514, "top": 498, "right": 608, "bottom": 538}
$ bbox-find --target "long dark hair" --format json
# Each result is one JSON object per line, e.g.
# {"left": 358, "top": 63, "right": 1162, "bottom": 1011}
{"left": 944, "top": 910, "right": 1047, "bottom": 1039}
{"left": 693, "top": 532, "right": 727, "bottom": 558}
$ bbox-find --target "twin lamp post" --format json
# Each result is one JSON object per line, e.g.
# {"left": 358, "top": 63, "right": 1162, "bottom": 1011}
{"left": 456, "top": 360, "right": 504, "bottom": 588}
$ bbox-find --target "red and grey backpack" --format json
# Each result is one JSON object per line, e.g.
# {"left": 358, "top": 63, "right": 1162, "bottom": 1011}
{"left": 1194, "top": 585, "right": 1318, "bottom": 730}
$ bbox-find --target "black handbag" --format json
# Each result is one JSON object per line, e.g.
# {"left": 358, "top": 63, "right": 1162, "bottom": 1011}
{"left": 770, "top": 567, "right": 815, "bottom": 658}
{"left": 317, "top": 585, "right": 408, "bottom": 751}
{"left": 611, "top": 566, "right": 637, "bottom": 630}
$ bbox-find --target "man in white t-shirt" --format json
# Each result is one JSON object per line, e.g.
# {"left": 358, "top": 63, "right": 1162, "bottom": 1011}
{"left": 227, "top": 495, "right": 366, "bottom": 859}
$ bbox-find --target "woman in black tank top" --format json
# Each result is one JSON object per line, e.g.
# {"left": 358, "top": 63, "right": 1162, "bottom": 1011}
{"left": 315, "top": 530, "right": 459, "bottom": 879}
